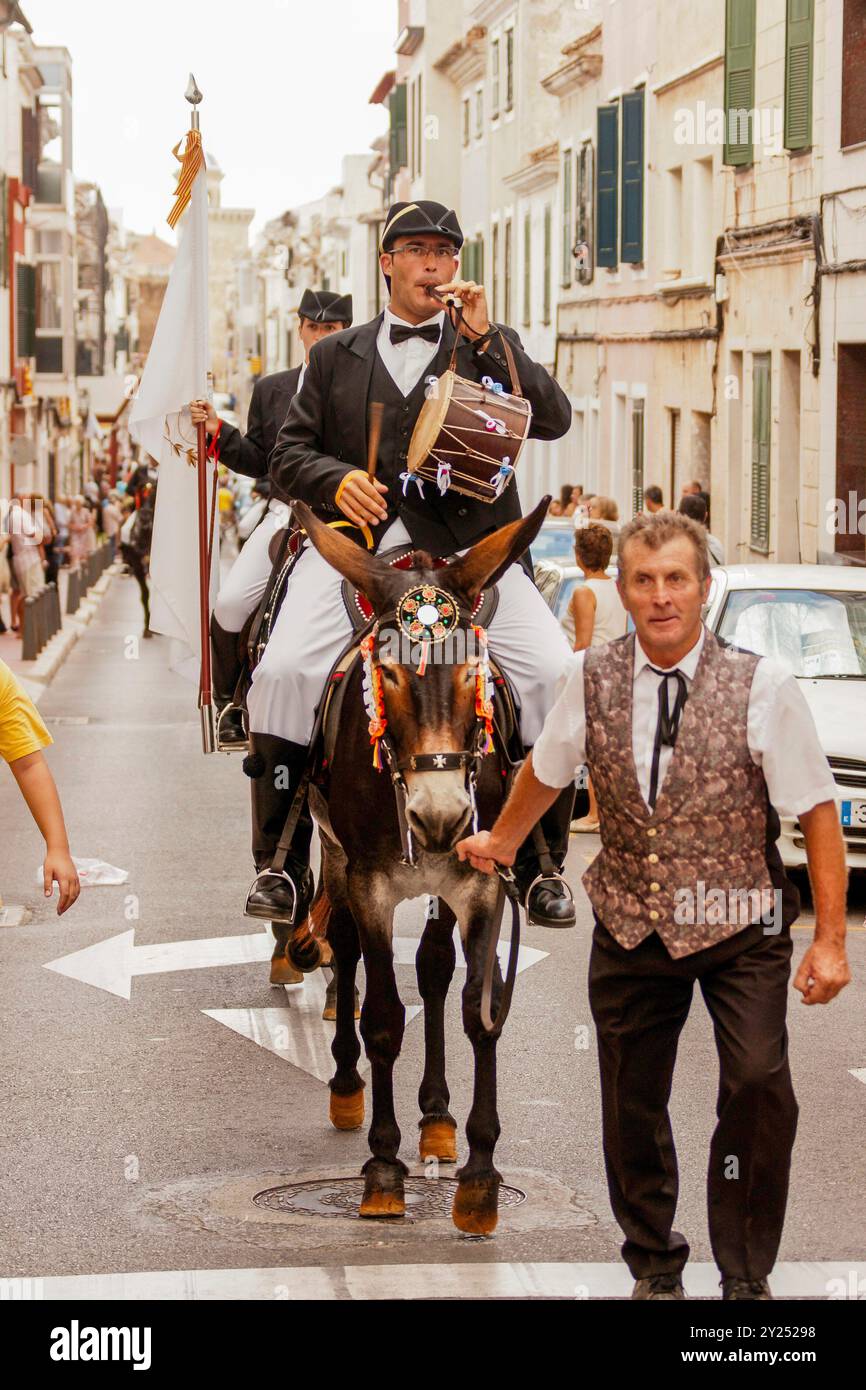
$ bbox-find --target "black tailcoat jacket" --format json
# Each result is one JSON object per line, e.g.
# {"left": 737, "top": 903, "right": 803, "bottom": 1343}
{"left": 268, "top": 314, "right": 572, "bottom": 557}
{"left": 215, "top": 367, "right": 301, "bottom": 499}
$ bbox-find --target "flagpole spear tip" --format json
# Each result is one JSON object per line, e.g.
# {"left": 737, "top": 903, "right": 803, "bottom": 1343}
{"left": 185, "top": 73, "right": 203, "bottom": 129}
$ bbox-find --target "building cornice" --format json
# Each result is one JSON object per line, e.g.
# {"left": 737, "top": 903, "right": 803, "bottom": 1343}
{"left": 541, "top": 24, "right": 603, "bottom": 98}
{"left": 503, "top": 142, "right": 559, "bottom": 194}
{"left": 434, "top": 25, "right": 487, "bottom": 86}
{"left": 471, "top": 0, "right": 515, "bottom": 29}
{"left": 651, "top": 52, "right": 723, "bottom": 96}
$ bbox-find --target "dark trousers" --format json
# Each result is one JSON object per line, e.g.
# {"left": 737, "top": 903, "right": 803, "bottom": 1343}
{"left": 588, "top": 920, "right": 798, "bottom": 1281}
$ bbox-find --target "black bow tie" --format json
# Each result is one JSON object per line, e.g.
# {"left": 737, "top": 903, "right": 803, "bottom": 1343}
{"left": 389, "top": 322, "right": 441, "bottom": 346}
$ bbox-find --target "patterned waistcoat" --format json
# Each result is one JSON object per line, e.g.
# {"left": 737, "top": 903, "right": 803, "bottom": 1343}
{"left": 583, "top": 631, "right": 776, "bottom": 958}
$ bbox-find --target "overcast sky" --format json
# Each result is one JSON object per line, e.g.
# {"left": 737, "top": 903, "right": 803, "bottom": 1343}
{"left": 25, "top": 0, "right": 394, "bottom": 240}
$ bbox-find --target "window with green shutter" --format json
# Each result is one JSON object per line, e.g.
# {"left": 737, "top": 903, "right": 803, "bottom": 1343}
{"left": 596, "top": 105, "right": 618, "bottom": 268}
{"left": 621, "top": 90, "right": 644, "bottom": 263}
{"left": 576, "top": 142, "right": 594, "bottom": 283}
{"left": 492, "top": 221, "right": 499, "bottom": 320}
{"left": 543, "top": 204, "right": 552, "bottom": 323}
{"left": 505, "top": 28, "right": 514, "bottom": 111}
{"left": 491, "top": 38, "right": 500, "bottom": 120}
{"left": 389, "top": 83, "right": 407, "bottom": 172}
{"left": 750, "top": 353, "right": 771, "bottom": 552}
{"left": 723, "top": 0, "right": 756, "bottom": 166}
{"left": 784, "top": 0, "right": 814, "bottom": 151}
{"left": 522, "top": 212, "right": 531, "bottom": 325}
{"left": 504, "top": 218, "right": 512, "bottom": 323}
{"left": 462, "top": 97, "right": 470, "bottom": 148}
{"left": 561, "top": 150, "right": 573, "bottom": 287}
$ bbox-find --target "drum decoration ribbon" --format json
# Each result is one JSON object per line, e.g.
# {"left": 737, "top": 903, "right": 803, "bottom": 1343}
{"left": 492, "top": 457, "right": 513, "bottom": 498}
{"left": 400, "top": 471, "right": 425, "bottom": 498}
{"left": 471, "top": 624, "right": 495, "bottom": 754}
{"left": 360, "top": 629, "right": 388, "bottom": 770}
{"left": 436, "top": 460, "right": 452, "bottom": 495}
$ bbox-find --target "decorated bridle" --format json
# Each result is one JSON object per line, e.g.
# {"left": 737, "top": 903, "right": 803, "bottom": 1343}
{"left": 360, "top": 580, "right": 496, "bottom": 869}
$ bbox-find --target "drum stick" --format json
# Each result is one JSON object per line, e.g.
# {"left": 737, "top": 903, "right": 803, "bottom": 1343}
{"left": 367, "top": 401, "right": 384, "bottom": 480}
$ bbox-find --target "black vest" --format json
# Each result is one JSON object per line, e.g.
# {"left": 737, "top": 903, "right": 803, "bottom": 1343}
{"left": 368, "top": 347, "right": 437, "bottom": 522}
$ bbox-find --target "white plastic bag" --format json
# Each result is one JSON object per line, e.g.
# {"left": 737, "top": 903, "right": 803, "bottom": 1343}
{"left": 36, "top": 856, "right": 129, "bottom": 887}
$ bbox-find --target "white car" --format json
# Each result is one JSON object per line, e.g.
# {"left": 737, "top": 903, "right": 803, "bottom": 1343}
{"left": 703, "top": 564, "right": 866, "bottom": 871}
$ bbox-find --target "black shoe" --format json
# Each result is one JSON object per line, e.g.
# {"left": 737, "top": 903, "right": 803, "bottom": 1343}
{"left": 721, "top": 1277, "right": 772, "bottom": 1301}
{"left": 245, "top": 859, "right": 314, "bottom": 926}
{"left": 526, "top": 877, "right": 576, "bottom": 928}
{"left": 632, "top": 1274, "right": 686, "bottom": 1300}
{"left": 216, "top": 703, "right": 248, "bottom": 749}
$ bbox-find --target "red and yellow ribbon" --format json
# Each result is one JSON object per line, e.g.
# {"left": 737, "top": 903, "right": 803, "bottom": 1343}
{"left": 168, "top": 128, "right": 206, "bottom": 230}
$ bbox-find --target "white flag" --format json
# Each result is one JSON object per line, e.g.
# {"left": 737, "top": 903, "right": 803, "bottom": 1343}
{"left": 129, "top": 162, "right": 217, "bottom": 682}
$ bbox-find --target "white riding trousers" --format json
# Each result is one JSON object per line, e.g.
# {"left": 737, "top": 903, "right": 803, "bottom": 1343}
{"left": 214, "top": 501, "right": 289, "bottom": 634}
{"left": 247, "top": 519, "right": 573, "bottom": 747}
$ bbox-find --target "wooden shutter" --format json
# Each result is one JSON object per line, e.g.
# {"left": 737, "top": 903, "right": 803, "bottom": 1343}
{"left": 416, "top": 73, "right": 423, "bottom": 177}
{"left": 723, "top": 0, "right": 756, "bottom": 166}
{"left": 505, "top": 28, "right": 514, "bottom": 111}
{"left": 491, "top": 38, "right": 500, "bottom": 120}
{"left": 750, "top": 354, "right": 771, "bottom": 552}
{"left": 596, "top": 105, "right": 618, "bottom": 267}
{"left": 522, "top": 212, "right": 531, "bottom": 324}
{"left": 492, "top": 222, "right": 499, "bottom": 321}
{"left": 543, "top": 204, "right": 551, "bottom": 323}
{"left": 0, "top": 174, "right": 7, "bottom": 290}
{"left": 21, "top": 107, "right": 38, "bottom": 191}
{"left": 17, "top": 261, "right": 36, "bottom": 358}
{"left": 389, "top": 84, "right": 407, "bottom": 172}
{"left": 504, "top": 218, "right": 512, "bottom": 323}
{"left": 462, "top": 97, "right": 470, "bottom": 148}
{"left": 561, "top": 149, "right": 573, "bottom": 287}
{"left": 621, "top": 90, "right": 644, "bottom": 263}
{"left": 784, "top": 0, "right": 814, "bottom": 151}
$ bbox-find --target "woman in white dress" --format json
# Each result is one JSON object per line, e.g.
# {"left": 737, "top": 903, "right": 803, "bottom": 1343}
{"left": 568, "top": 523, "right": 628, "bottom": 832}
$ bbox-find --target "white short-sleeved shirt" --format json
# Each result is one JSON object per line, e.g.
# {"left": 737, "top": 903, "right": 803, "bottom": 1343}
{"left": 532, "top": 627, "right": 839, "bottom": 819}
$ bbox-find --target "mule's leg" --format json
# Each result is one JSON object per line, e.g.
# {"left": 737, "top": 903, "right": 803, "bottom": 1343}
{"left": 326, "top": 905, "right": 365, "bottom": 1131}
{"left": 269, "top": 922, "right": 304, "bottom": 986}
{"left": 451, "top": 895, "right": 506, "bottom": 1236}
{"left": 323, "top": 964, "right": 361, "bottom": 1021}
{"left": 355, "top": 909, "right": 407, "bottom": 1218}
{"left": 416, "top": 901, "right": 458, "bottom": 1163}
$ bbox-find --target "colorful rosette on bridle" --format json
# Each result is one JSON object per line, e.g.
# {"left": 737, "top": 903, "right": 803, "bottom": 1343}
{"left": 360, "top": 632, "right": 387, "bottom": 769}
{"left": 471, "top": 624, "right": 495, "bottom": 755}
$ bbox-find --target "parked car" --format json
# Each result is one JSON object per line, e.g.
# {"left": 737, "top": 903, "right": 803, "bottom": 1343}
{"left": 531, "top": 518, "right": 578, "bottom": 566}
{"left": 703, "top": 564, "right": 866, "bottom": 871}
{"left": 535, "top": 561, "right": 623, "bottom": 633}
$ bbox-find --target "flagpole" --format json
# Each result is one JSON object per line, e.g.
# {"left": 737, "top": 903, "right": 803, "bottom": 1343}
{"left": 186, "top": 74, "right": 216, "bottom": 754}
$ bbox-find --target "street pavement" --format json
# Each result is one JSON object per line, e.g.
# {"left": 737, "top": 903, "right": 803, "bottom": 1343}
{"left": 1, "top": 571, "right": 864, "bottom": 1299}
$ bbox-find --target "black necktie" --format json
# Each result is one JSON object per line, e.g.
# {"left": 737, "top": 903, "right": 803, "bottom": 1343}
{"left": 647, "top": 666, "right": 689, "bottom": 810}
{"left": 389, "top": 323, "right": 441, "bottom": 346}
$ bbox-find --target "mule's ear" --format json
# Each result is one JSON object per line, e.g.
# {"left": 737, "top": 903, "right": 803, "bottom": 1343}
{"left": 292, "top": 500, "right": 392, "bottom": 609}
{"left": 445, "top": 496, "right": 551, "bottom": 601}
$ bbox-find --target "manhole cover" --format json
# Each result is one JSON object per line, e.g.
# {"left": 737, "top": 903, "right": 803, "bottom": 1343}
{"left": 253, "top": 1177, "right": 526, "bottom": 1221}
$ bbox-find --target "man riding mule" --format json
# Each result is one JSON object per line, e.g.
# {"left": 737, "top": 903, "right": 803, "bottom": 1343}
{"left": 289, "top": 497, "right": 551, "bottom": 1230}
{"left": 243, "top": 199, "right": 577, "bottom": 938}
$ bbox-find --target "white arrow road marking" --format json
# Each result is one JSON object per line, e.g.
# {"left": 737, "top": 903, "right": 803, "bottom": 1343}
{"left": 203, "top": 976, "right": 423, "bottom": 1084}
{"left": 850, "top": 1069, "right": 866, "bottom": 1085}
{"left": 43, "top": 927, "right": 548, "bottom": 1001}
{"left": 43, "top": 929, "right": 274, "bottom": 1000}
{"left": 202, "top": 935, "right": 546, "bottom": 1085}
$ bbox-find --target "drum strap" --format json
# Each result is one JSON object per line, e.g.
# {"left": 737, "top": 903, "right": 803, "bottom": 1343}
{"left": 446, "top": 306, "right": 523, "bottom": 398}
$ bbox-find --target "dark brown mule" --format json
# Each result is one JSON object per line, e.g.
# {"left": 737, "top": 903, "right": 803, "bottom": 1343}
{"left": 289, "top": 498, "right": 548, "bottom": 1233}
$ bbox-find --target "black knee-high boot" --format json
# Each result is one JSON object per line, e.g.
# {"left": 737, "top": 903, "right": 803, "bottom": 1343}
{"left": 244, "top": 733, "right": 314, "bottom": 924}
{"left": 514, "top": 783, "right": 577, "bottom": 927}
{"left": 211, "top": 615, "right": 247, "bottom": 748}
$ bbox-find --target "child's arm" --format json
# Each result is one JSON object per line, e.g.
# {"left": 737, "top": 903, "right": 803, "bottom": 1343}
{"left": 9, "top": 751, "right": 80, "bottom": 915}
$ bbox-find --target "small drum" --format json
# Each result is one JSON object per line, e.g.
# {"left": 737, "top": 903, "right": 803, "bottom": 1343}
{"left": 407, "top": 369, "right": 532, "bottom": 504}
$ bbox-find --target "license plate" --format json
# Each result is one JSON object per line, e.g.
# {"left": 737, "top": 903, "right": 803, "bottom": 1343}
{"left": 841, "top": 800, "right": 866, "bottom": 828}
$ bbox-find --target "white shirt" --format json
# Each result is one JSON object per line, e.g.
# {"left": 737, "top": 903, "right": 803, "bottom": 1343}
{"left": 532, "top": 626, "right": 839, "bottom": 819}
{"left": 376, "top": 306, "right": 445, "bottom": 397}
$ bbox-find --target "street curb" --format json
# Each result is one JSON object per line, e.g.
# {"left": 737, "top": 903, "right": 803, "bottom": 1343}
{"left": 19, "top": 565, "right": 121, "bottom": 705}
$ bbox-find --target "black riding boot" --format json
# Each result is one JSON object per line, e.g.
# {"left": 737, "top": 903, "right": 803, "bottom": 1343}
{"left": 211, "top": 616, "right": 247, "bottom": 748}
{"left": 244, "top": 733, "right": 314, "bottom": 924}
{"left": 514, "top": 783, "right": 577, "bottom": 928}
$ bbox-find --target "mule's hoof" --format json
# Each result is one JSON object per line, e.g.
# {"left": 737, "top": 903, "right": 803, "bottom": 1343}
{"left": 287, "top": 929, "right": 325, "bottom": 974}
{"left": 322, "top": 985, "right": 361, "bottom": 1022}
{"left": 329, "top": 1088, "right": 365, "bottom": 1131}
{"left": 359, "top": 1186, "right": 405, "bottom": 1219}
{"left": 318, "top": 939, "right": 334, "bottom": 968}
{"left": 452, "top": 1178, "right": 499, "bottom": 1236}
{"left": 270, "top": 952, "right": 304, "bottom": 986}
{"left": 419, "top": 1120, "right": 458, "bottom": 1163}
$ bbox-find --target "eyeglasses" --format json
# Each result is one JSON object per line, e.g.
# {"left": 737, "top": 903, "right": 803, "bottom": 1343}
{"left": 389, "top": 244, "right": 458, "bottom": 261}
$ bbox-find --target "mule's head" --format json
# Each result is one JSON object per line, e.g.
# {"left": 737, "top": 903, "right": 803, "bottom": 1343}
{"left": 293, "top": 498, "right": 549, "bottom": 852}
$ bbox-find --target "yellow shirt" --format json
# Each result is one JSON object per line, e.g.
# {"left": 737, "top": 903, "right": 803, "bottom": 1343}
{"left": 0, "top": 659, "right": 53, "bottom": 764}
